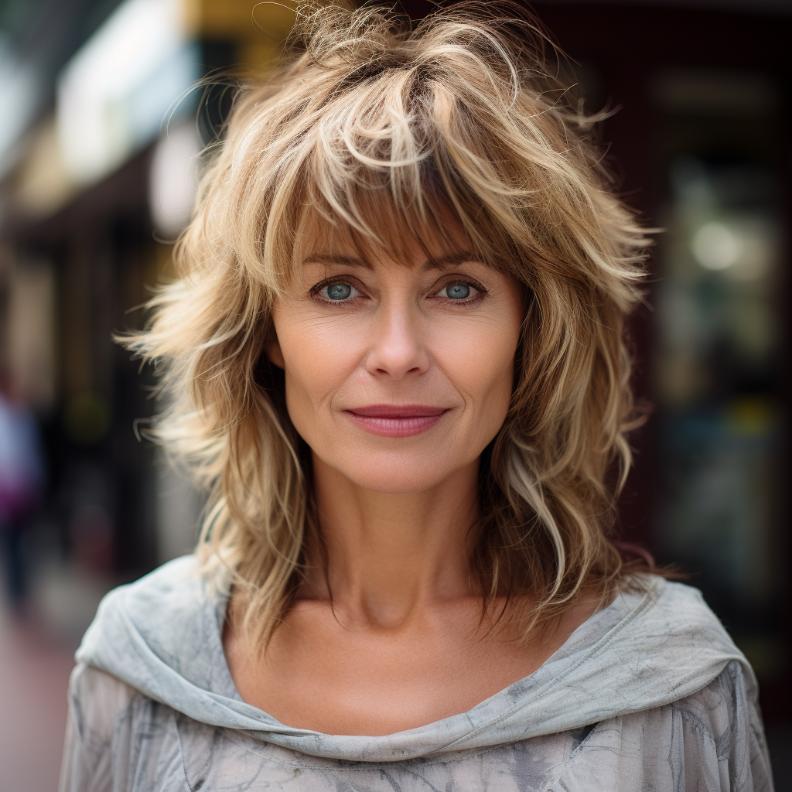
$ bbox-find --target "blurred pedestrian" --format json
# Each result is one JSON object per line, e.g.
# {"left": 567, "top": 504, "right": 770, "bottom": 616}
{"left": 0, "top": 367, "right": 45, "bottom": 616}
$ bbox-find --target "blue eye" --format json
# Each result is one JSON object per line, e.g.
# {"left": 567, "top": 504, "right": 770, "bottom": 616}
{"left": 442, "top": 282, "right": 474, "bottom": 301}
{"left": 324, "top": 281, "right": 357, "bottom": 302}
{"left": 309, "top": 278, "right": 487, "bottom": 307}
{"left": 309, "top": 279, "right": 362, "bottom": 304}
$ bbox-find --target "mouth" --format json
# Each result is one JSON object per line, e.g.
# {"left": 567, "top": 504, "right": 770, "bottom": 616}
{"left": 342, "top": 409, "right": 450, "bottom": 437}
{"left": 345, "top": 406, "right": 450, "bottom": 418}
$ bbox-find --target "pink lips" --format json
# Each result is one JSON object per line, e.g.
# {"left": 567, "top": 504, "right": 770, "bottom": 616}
{"left": 343, "top": 405, "right": 450, "bottom": 437}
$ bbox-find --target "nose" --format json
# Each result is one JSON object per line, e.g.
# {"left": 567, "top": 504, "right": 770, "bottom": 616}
{"left": 364, "top": 298, "right": 430, "bottom": 378}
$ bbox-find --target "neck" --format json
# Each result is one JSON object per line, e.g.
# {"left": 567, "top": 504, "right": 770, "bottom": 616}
{"left": 297, "top": 454, "right": 482, "bottom": 632}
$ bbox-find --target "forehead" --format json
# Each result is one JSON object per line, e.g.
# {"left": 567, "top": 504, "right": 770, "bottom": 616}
{"left": 291, "top": 200, "right": 474, "bottom": 272}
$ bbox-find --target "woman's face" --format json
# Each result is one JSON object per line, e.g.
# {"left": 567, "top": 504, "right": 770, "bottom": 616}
{"left": 265, "top": 213, "right": 525, "bottom": 493}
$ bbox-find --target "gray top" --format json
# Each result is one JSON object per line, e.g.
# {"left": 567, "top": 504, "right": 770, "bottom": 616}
{"left": 58, "top": 554, "right": 775, "bottom": 790}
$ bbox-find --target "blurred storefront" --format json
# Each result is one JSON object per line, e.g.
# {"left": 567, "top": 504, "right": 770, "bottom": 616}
{"left": 0, "top": 0, "right": 296, "bottom": 597}
{"left": 530, "top": 0, "right": 791, "bottom": 764}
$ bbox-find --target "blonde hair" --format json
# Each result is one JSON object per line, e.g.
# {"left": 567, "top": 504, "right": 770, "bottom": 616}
{"left": 115, "top": 0, "right": 687, "bottom": 658}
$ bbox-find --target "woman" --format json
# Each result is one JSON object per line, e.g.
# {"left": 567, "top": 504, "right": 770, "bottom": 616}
{"left": 58, "top": 1, "right": 774, "bottom": 789}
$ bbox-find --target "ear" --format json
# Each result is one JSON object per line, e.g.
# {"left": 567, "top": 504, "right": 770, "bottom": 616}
{"left": 265, "top": 332, "right": 285, "bottom": 370}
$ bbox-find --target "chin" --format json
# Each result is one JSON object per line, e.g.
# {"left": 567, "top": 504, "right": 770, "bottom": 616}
{"left": 354, "top": 474, "right": 443, "bottom": 494}
{"left": 339, "top": 461, "right": 449, "bottom": 494}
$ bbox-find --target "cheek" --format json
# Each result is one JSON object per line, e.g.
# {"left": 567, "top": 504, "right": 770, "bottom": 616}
{"left": 448, "top": 321, "right": 519, "bottom": 391}
{"left": 278, "top": 320, "right": 355, "bottom": 399}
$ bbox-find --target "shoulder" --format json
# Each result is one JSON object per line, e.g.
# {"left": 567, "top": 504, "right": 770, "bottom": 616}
{"left": 72, "top": 552, "right": 232, "bottom": 697}
{"left": 545, "top": 574, "right": 765, "bottom": 724}
{"left": 59, "top": 661, "right": 187, "bottom": 792}
{"left": 616, "top": 573, "right": 751, "bottom": 661}
{"left": 650, "top": 659, "right": 773, "bottom": 789}
{"left": 76, "top": 554, "right": 205, "bottom": 629}
{"left": 553, "top": 659, "right": 774, "bottom": 791}
{"left": 75, "top": 553, "right": 216, "bottom": 662}
{"left": 66, "top": 662, "right": 144, "bottom": 745}
{"left": 671, "top": 658, "right": 771, "bottom": 762}
{"left": 64, "top": 557, "right": 210, "bottom": 750}
{"left": 98, "top": 553, "right": 207, "bottom": 605}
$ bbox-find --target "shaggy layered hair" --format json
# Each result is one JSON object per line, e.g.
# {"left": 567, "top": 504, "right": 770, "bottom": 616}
{"left": 115, "top": 0, "right": 686, "bottom": 658}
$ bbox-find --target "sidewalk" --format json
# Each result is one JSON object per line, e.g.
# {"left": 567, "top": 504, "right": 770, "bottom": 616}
{"left": 0, "top": 551, "right": 112, "bottom": 792}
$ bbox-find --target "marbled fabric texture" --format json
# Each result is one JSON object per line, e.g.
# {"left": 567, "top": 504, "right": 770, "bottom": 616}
{"left": 57, "top": 555, "right": 775, "bottom": 791}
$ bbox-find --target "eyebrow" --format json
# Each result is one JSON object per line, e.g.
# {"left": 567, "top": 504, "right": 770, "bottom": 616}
{"left": 301, "top": 251, "right": 481, "bottom": 271}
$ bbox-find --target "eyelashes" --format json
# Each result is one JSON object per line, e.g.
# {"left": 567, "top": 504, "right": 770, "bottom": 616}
{"left": 308, "top": 276, "right": 489, "bottom": 308}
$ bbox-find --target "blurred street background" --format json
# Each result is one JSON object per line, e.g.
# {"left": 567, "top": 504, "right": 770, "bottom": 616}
{"left": 0, "top": 0, "right": 789, "bottom": 789}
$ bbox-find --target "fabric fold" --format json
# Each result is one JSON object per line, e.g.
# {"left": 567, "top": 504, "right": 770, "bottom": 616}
{"left": 73, "top": 553, "right": 756, "bottom": 763}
